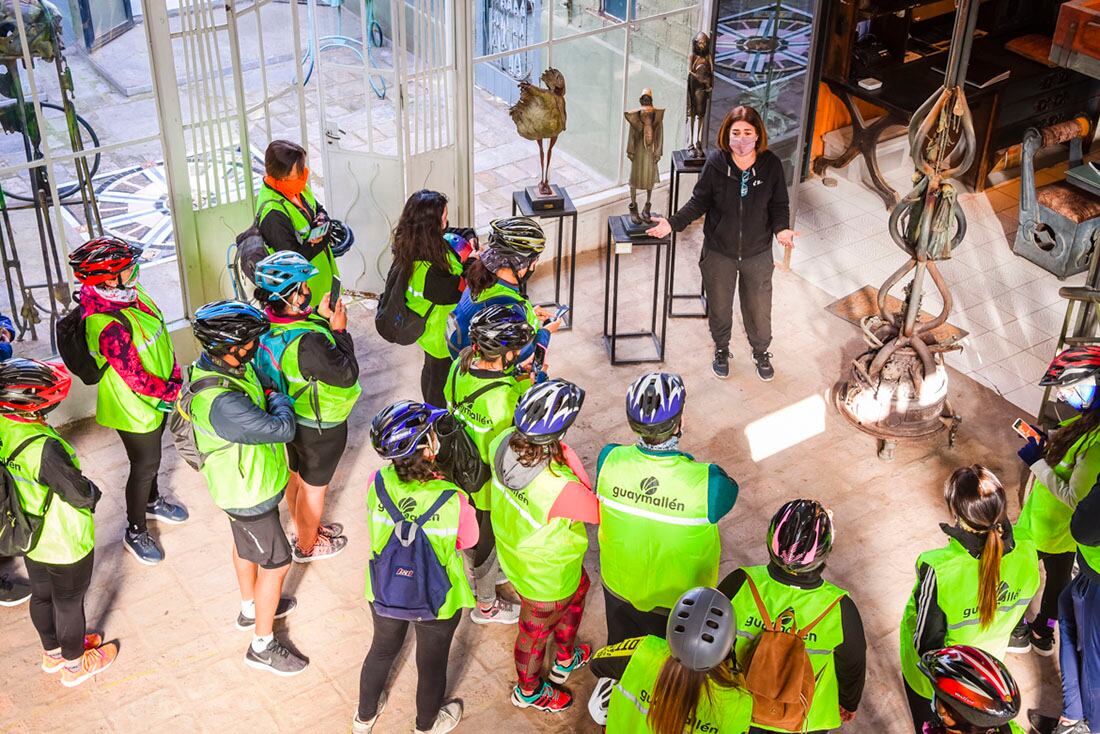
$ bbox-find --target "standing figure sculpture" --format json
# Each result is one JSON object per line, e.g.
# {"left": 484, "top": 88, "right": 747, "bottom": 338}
{"left": 685, "top": 31, "right": 713, "bottom": 162}
{"left": 509, "top": 68, "right": 567, "bottom": 198}
{"left": 624, "top": 89, "right": 664, "bottom": 225}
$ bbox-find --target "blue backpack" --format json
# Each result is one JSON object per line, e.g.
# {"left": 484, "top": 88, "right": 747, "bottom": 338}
{"left": 369, "top": 472, "right": 455, "bottom": 621}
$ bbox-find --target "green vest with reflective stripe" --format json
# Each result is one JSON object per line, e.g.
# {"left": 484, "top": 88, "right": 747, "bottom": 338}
{"left": 263, "top": 317, "right": 361, "bottom": 428}
{"left": 256, "top": 183, "right": 338, "bottom": 309}
{"left": 1076, "top": 531, "right": 1100, "bottom": 576}
{"left": 899, "top": 534, "right": 1040, "bottom": 699}
{"left": 474, "top": 282, "right": 539, "bottom": 330}
{"left": 445, "top": 360, "right": 527, "bottom": 511}
{"left": 489, "top": 429, "right": 589, "bottom": 602}
{"left": 730, "top": 565, "right": 847, "bottom": 732}
{"left": 0, "top": 416, "right": 94, "bottom": 565}
{"left": 596, "top": 444, "right": 718, "bottom": 612}
{"left": 1017, "top": 421, "right": 1100, "bottom": 554}
{"left": 364, "top": 466, "right": 475, "bottom": 619}
{"left": 607, "top": 634, "right": 754, "bottom": 734}
{"left": 86, "top": 284, "right": 175, "bottom": 434}
{"left": 407, "top": 252, "right": 464, "bottom": 358}
{"left": 188, "top": 362, "right": 289, "bottom": 512}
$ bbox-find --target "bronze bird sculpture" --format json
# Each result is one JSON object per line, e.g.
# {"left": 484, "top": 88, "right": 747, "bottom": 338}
{"left": 509, "top": 68, "right": 567, "bottom": 197}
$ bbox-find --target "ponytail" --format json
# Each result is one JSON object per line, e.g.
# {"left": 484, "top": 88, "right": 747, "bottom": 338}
{"left": 465, "top": 259, "right": 496, "bottom": 298}
{"left": 944, "top": 464, "right": 1009, "bottom": 630}
{"left": 647, "top": 657, "right": 740, "bottom": 734}
{"left": 458, "top": 346, "right": 477, "bottom": 375}
{"left": 977, "top": 523, "right": 1004, "bottom": 628}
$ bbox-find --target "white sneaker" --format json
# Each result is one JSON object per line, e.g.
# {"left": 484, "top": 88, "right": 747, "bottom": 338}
{"left": 470, "top": 597, "right": 520, "bottom": 625}
{"left": 351, "top": 691, "right": 388, "bottom": 733}
{"left": 415, "top": 700, "right": 462, "bottom": 734}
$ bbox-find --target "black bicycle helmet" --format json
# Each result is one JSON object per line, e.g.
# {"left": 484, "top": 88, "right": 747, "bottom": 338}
{"left": 0, "top": 358, "right": 72, "bottom": 415}
{"left": 469, "top": 303, "right": 536, "bottom": 360}
{"left": 513, "top": 379, "right": 584, "bottom": 444}
{"left": 487, "top": 216, "right": 546, "bottom": 260}
{"left": 919, "top": 646, "right": 1020, "bottom": 729}
{"left": 192, "top": 300, "right": 270, "bottom": 355}
{"left": 626, "top": 372, "right": 686, "bottom": 440}
{"left": 666, "top": 587, "right": 736, "bottom": 672}
{"left": 767, "top": 499, "right": 834, "bottom": 574}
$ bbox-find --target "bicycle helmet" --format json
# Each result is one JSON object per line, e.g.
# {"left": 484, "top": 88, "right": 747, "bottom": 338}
{"left": 68, "top": 237, "right": 142, "bottom": 285}
{"left": 919, "top": 646, "right": 1020, "bottom": 729}
{"left": 469, "top": 304, "right": 536, "bottom": 360}
{"left": 626, "top": 372, "right": 686, "bottom": 440}
{"left": 370, "top": 400, "right": 448, "bottom": 460}
{"left": 767, "top": 499, "right": 834, "bottom": 574}
{"left": 487, "top": 216, "right": 546, "bottom": 261}
{"left": 0, "top": 358, "right": 72, "bottom": 414}
{"left": 328, "top": 220, "right": 354, "bottom": 257}
{"left": 666, "top": 587, "right": 736, "bottom": 672}
{"left": 1040, "top": 346, "right": 1100, "bottom": 387}
{"left": 253, "top": 251, "right": 319, "bottom": 300}
{"left": 514, "top": 379, "right": 584, "bottom": 444}
{"left": 192, "top": 300, "right": 270, "bottom": 355}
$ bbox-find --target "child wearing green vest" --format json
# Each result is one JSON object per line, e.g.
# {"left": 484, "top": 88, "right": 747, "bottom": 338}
{"left": 720, "top": 499, "right": 866, "bottom": 734}
{"left": 355, "top": 401, "right": 477, "bottom": 734}
{"left": 69, "top": 237, "right": 188, "bottom": 567}
{"left": 587, "top": 586, "right": 754, "bottom": 733}
{"left": 490, "top": 379, "right": 599, "bottom": 714}
{"left": 917, "top": 645, "right": 1026, "bottom": 734}
{"left": 253, "top": 251, "right": 360, "bottom": 563}
{"left": 0, "top": 359, "right": 118, "bottom": 687}
{"left": 257, "top": 140, "right": 340, "bottom": 310}
{"left": 188, "top": 301, "right": 306, "bottom": 676}
{"left": 446, "top": 303, "right": 536, "bottom": 625}
{"left": 1012, "top": 346, "right": 1100, "bottom": 657}
{"left": 901, "top": 467, "right": 1039, "bottom": 733}
{"left": 596, "top": 371, "right": 739, "bottom": 646}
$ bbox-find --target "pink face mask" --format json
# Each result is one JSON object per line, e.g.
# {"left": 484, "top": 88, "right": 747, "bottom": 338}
{"left": 729, "top": 136, "right": 757, "bottom": 157}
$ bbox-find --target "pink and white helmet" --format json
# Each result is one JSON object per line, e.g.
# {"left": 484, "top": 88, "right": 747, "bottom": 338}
{"left": 767, "top": 499, "right": 834, "bottom": 574}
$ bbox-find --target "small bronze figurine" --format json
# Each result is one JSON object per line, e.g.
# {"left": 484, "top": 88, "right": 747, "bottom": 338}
{"left": 624, "top": 89, "right": 664, "bottom": 225}
{"left": 509, "top": 68, "right": 567, "bottom": 198}
{"left": 685, "top": 31, "right": 713, "bottom": 161}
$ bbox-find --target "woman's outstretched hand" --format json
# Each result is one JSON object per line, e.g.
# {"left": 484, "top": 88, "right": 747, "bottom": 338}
{"left": 646, "top": 216, "right": 672, "bottom": 238}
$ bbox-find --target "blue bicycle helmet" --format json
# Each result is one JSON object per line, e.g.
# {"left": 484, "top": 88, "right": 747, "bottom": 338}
{"left": 514, "top": 379, "right": 584, "bottom": 444}
{"left": 626, "top": 372, "right": 686, "bottom": 439}
{"left": 370, "top": 400, "right": 448, "bottom": 460}
{"left": 328, "top": 220, "right": 354, "bottom": 257}
{"left": 193, "top": 300, "right": 270, "bottom": 354}
{"left": 253, "top": 251, "right": 318, "bottom": 300}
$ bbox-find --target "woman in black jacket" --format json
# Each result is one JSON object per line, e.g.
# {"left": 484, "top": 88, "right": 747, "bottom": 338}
{"left": 648, "top": 105, "right": 794, "bottom": 382}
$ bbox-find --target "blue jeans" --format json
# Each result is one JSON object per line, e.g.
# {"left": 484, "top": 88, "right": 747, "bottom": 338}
{"left": 1059, "top": 572, "right": 1100, "bottom": 725}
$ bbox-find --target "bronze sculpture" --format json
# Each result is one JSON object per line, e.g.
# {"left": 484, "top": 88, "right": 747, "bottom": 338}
{"left": 685, "top": 31, "right": 713, "bottom": 162}
{"left": 624, "top": 88, "right": 664, "bottom": 224}
{"left": 509, "top": 68, "right": 567, "bottom": 198}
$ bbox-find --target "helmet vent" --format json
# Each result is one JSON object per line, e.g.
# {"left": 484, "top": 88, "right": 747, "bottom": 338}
{"left": 701, "top": 633, "right": 714, "bottom": 643}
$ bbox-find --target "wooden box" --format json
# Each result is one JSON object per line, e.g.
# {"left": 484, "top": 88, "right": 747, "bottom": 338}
{"left": 1052, "top": 0, "right": 1100, "bottom": 78}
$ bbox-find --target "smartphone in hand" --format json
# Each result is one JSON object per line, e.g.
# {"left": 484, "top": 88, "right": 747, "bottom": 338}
{"left": 543, "top": 304, "right": 570, "bottom": 327}
{"left": 1012, "top": 418, "right": 1043, "bottom": 443}
{"left": 308, "top": 220, "right": 331, "bottom": 242}
{"left": 329, "top": 276, "right": 342, "bottom": 312}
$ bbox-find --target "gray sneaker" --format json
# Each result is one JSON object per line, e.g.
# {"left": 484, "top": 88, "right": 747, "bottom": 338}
{"left": 243, "top": 638, "right": 308, "bottom": 676}
{"left": 0, "top": 572, "right": 30, "bottom": 606}
{"left": 292, "top": 534, "right": 348, "bottom": 563}
{"left": 124, "top": 529, "right": 165, "bottom": 565}
{"left": 351, "top": 691, "right": 388, "bottom": 734}
{"left": 145, "top": 497, "right": 189, "bottom": 524}
{"left": 415, "top": 700, "right": 463, "bottom": 734}
{"left": 235, "top": 597, "right": 298, "bottom": 630}
{"left": 1053, "top": 721, "right": 1091, "bottom": 734}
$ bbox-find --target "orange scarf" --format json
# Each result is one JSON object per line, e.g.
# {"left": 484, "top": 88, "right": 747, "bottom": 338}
{"left": 264, "top": 167, "right": 309, "bottom": 205}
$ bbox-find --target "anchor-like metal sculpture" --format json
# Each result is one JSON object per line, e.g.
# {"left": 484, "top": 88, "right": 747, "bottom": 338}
{"left": 835, "top": 0, "right": 981, "bottom": 461}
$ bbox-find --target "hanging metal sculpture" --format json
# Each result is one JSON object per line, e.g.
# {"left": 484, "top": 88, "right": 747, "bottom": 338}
{"left": 835, "top": 0, "right": 980, "bottom": 461}
{"left": 509, "top": 67, "right": 567, "bottom": 199}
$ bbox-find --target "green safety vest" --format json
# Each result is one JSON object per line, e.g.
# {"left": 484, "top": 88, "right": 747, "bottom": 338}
{"left": 0, "top": 416, "right": 94, "bottom": 565}
{"left": 1017, "top": 420, "right": 1100, "bottom": 554}
{"left": 445, "top": 360, "right": 527, "bottom": 511}
{"left": 488, "top": 429, "right": 589, "bottom": 602}
{"left": 1076, "top": 523, "right": 1100, "bottom": 576}
{"left": 86, "top": 284, "right": 176, "bottom": 434}
{"left": 255, "top": 183, "right": 338, "bottom": 309}
{"left": 407, "top": 251, "right": 464, "bottom": 359}
{"left": 607, "top": 634, "right": 753, "bottom": 734}
{"left": 474, "top": 281, "right": 539, "bottom": 331}
{"left": 188, "top": 362, "right": 289, "bottom": 512}
{"left": 900, "top": 533, "right": 1040, "bottom": 700}
{"left": 364, "top": 466, "right": 475, "bottom": 619}
{"left": 730, "top": 565, "right": 848, "bottom": 732}
{"left": 262, "top": 316, "right": 361, "bottom": 428}
{"left": 596, "top": 444, "right": 719, "bottom": 612}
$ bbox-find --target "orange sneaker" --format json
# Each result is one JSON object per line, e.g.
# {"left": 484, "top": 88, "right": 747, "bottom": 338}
{"left": 41, "top": 634, "right": 104, "bottom": 673}
{"left": 60, "top": 642, "right": 118, "bottom": 687}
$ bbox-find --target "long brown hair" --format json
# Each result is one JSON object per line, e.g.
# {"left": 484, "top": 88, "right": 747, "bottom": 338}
{"left": 1045, "top": 406, "right": 1100, "bottom": 466}
{"left": 392, "top": 190, "right": 450, "bottom": 276}
{"left": 647, "top": 657, "right": 740, "bottom": 734}
{"left": 393, "top": 451, "right": 439, "bottom": 484}
{"left": 508, "top": 432, "right": 565, "bottom": 474}
{"left": 716, "top": 105, "right": 768, "bottom": 155}
{"left": 944, "top": 465, "right": 1008, "bottom": 629}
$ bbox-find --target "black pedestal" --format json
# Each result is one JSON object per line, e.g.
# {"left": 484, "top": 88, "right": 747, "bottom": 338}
{"left": 668, "top": 150, "right": 708, "bottom": 319}
{"left": 524, "top": 184, "right": 565, "bottom": 212}
{"left": 603, "top": 215, "right": 670, "bottom": 365}
{"left": 511, "top": 186, "right": 578, "bottom": 331}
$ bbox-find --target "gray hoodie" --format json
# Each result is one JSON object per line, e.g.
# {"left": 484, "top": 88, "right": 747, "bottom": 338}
{"left": 493, "top": 434, "right": 549, "bottom": 491}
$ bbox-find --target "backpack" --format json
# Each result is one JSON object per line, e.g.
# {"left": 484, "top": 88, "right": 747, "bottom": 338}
{"left": 369, "top": 472, "right": 455, "bottom": 621}
{"left": 252, "top": 328, "right": 319, "bottom": 425}
{"left": 168, "top": 372, "right": 238, "bottom": 471}
{"left": 741, "top": 574, "right": 845, "bottom": 731}
{"left": 54, "top": 296, "right": 131, "bottom": 386}
{"left": 0, "top": 434, "right": 49, "bottom": 556}
{"left": 375, "top": 259, "right": 432, "bottom": 345}
{"left": 434, "top": 368, "right": 509, "bottom": 495}
{"left": 227, "top": 214, "right": 270, "bottom": 305}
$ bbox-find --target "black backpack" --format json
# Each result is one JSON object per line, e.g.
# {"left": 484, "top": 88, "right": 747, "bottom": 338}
{"left": 227, "top": 215, "right": 270, "bottom": 305}
{"left": 168, "top": 372, "right": 238, "bottom": 471}
{"left": 0, "top": 434, "right": 49, "bottom": 556}
{"left": 55, "top": 295, "right": 131, "bottom": 386}
{"left": 375, "top": 260, "right": 432, "bottom": 345}
{"left": 434, "top": 369, "right": 509, "bottom": 495}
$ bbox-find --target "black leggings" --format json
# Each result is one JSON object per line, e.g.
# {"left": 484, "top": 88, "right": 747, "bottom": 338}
{"left": 359, "top": 604, "right": 461, "bottom": 730}
{"left": 25, "top": 550, "right": 95, "bottom": 661}
{"left": 421, "top": 352, "right": 452, "bottom": 409}
{"left": 1037, "top": 551, "right": 1076, "bottom": 626}
{"left": 904, "top": 678, "right": 936, "bottom": 733}
{"left": 473, "top": 508, "right": 495, "bottom": 568}
{"left": 603, "top": 585, "right": 669, "bottom": 647}
{"left": 117, "top": 422, "right": 163, "bottom": 532}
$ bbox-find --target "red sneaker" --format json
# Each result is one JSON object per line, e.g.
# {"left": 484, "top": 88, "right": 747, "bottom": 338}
{"left": 510, "top": 681, "right": 573, "bottom": 713}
